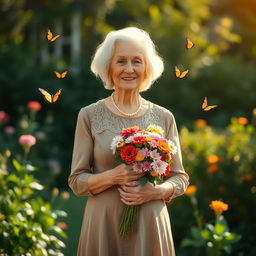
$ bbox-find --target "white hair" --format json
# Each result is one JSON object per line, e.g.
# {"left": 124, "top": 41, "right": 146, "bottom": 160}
{"left": 90, "top": 27, "right": 164, "bottom": 92}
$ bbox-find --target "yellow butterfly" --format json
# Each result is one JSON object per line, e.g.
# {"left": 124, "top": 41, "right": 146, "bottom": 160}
{"left": 38, "top": 88, "right": 62, "bottom": 103}
{"left": 174, "top": 66, "right": 189, "bottom": 79}
{"left": 54, "top": 71, "right": 67, "bottom": 79}
{"left": 202, "top": 97, "right": 217, "bottom": 111}
{"left": 186, "top": 38, "right": 194, "bottom": 49}
{"left": 47, "top": 29, "right": 60, "bottom": 42}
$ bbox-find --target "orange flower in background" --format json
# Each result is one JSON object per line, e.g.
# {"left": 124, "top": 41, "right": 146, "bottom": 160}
{"left": 56, "top": 222, "right": 68, "bottom": 229}
{"left": 61, "top": 191, "right": 70, "bottom": 200}
{"left": 207, "top": 154, "right": 219, "bottom": 164}
{"left": 207, "top": 164, "right": 218, "bottom": 173}
{"left": 237, "top": 117, "right": 248, "bottom": 125}
{"left": 209, "top": 200, "right": 228, "bottom": 212}
{"left": 27, "top": 101, "right": 42, "bottom": 111}
{"left": 195, "top": 119, "right": 207, "bottom": 128}
{"left": 157, "top": 140, "right": 169, "bottom": 152}
{"left": 243, "top": 174, "right": 253, "bottom": 182}
{"left": 0, "top": 213, "right": 6, "bottom": 220}
{"left": 185, "top": 185, "right": 197, "bottom": 195}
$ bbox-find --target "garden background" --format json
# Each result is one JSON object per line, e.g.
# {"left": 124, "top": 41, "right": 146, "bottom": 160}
{"left": 0, "top": 0, "right": 255, "bottom": 255}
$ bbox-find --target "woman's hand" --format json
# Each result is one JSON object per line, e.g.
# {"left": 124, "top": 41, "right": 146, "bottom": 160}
{"left": 110, "top": 164, "right": 145, "bottom": 186}
{"left": 118, "top": 181, "right": 165, "bottom": 206}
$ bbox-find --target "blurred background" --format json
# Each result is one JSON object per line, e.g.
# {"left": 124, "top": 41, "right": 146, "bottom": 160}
{"left": 0, "top": 0, "right": 255, "bottom": 255}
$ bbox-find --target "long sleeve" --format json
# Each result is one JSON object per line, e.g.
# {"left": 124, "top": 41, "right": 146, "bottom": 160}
{"left": 163, "top": 111, "right": 189, "bottom": 200}
{"left": 68, "top": 107, "right": 94, "bottom": 196}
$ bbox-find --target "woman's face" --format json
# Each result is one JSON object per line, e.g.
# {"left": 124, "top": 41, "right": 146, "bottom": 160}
{"left": 109, "top": 39, "right": 147, "bottom": 91}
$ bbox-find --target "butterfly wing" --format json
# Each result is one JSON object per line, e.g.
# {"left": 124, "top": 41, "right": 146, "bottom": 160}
{"left": 54, "top": 71, "right": 61, "bottom": 78}
{"left": 174, "top": 66, "right": 181, "bottom": 78}
{"left": 38, "top": 88, "right": 53, "bottom": 103}
{"left": 51, "top": 35, "right": 60, "bottom": 42}
{"left": 52, "top": 88, "right": 62, "bottom": 103}
{"left": 179, "top": 70, "right": 189, "bottom": 78}
{"left": 202, "top": 97, "right": 208, "bottom": 109}
{"left": 186, "top": 38, "right": 194, "bottom": 49}
{"left": 204, "top": 105, "right": 218, "bottom": 111}
{"left": 61, "top": 71, "right": 67, "bottom": 78}
{"left": 47, "top": 29, "right": 53, "bottom": 41}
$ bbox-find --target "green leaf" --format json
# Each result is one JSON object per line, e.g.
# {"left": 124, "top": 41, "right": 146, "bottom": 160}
{"left": 201, "top": 229, "right": 211, "bottom": 239}
{"left": 224, "top": 232, "right": 242, "bottom": 243}
{"left": 12, "top": 159, "right": 23, "bottom": 171}
{"left": 139, "top": 176, "right": 148, "bottom": 187}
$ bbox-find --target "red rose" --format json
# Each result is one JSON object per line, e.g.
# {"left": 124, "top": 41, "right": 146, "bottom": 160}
{"left": 132, "top": 136, "right": 147, "bottom": 144}
{"left": 120, "top": 145, "right": 138, "bottom": 164}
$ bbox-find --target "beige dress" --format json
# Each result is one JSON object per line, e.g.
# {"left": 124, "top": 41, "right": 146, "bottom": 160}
{"left": 68, "top": 99, "right": 189, "bottom": 256}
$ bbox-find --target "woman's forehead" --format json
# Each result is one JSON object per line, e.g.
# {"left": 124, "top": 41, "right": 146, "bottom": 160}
{"left": 113, "top": 39, "right": 145, "bottom": 57}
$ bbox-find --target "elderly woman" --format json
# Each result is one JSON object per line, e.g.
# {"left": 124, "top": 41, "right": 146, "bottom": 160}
{"left": 68, "top": 27, "right": 189, "bottom": 256}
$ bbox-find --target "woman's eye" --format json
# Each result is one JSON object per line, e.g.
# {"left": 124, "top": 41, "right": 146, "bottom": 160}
{"left": 117, "top": 60, "right": 126, "bottom": 63}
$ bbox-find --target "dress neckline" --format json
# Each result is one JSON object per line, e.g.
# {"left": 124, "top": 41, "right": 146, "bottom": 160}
{"left": 99, "top": 98, "right": 153, "bottom": 120}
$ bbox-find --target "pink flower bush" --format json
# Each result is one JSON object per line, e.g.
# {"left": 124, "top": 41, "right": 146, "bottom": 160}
{"left": 0, "top": 111, "right": 10, "bottom": 123}
{"left": 19, "top": 135, "right": 36, "bottom": 147}
{"left": 4, "top": 126, "right": 15, "bottom": 135}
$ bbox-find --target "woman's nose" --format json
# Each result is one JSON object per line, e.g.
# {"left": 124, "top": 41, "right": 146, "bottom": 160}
{"left": 124, "top": 62, "right": 134, "bottom": 72}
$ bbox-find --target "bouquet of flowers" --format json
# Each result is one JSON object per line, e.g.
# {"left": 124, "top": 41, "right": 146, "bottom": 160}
{"left": 110, "top": 125, "right": 177, "bottom": 238}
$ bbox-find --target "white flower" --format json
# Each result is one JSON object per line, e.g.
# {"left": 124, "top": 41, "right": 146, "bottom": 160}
{"left": 150, "top": 149, "right": 161, "bottom": 160}
{"left": 151, "top": 160, "right": 168, "bottom": 175}
{"left": 168, "top": 140, "right": 177, "bottom": 154}
{"left": 110, "top": 135, "right": 123, "bottom": 154}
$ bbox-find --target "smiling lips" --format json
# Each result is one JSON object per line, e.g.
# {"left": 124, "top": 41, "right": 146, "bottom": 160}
{"left": 121, "top": 77, "right": 136, "bottom": 81}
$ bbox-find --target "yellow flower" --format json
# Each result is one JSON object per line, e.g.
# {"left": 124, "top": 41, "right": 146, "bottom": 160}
{"left": 135, "top": 153, "right": 144, "bottom": 161}
{"left": 147, "top": 125, "right": 164, "bottom": 135}
{"left": 184, "top": 185, "right": 197, "bottom": 195}
{"left": 145, "top": 138, "right": 152, "bottom": 142}
{"left": 237, "top": 117, "right": 248, "bottom": 125}
{"left": 157, "top": 140, "right": 169, "bottom": 152}
{"left": 118, "top": 142, "right": 125, "bottom": 148}
{"left": 209, "top": 200, "right": 228, "bottom": 212}
{"left": 195, "top": 119, "right": 207, "bottom": 128}
{"left": 207, "top": 154, "right": 219, "bottom": 164}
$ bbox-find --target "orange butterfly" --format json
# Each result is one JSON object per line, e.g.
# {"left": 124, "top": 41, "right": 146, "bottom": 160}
{"left": 47, "top": 29, "right": 60, "bottom": 42}
{"left": 186, "top": 38, "right": 194, "bottom": 49}
{"left": 202, "top": 97, "right": 217, "bottom": 111}
{"left": 174, "top": 66, "right": 189, "bottom": 79}
{"left": 38, "top": 88, "right": 62, "bottom": 103}
{"left": 54, "top": 71, "right": 67, "bottom": 79}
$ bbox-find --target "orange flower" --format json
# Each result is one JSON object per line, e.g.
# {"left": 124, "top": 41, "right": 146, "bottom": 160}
{"left": 243, "top": 174, "right": 253, "bottom": 182}
{"left": 0, "top": 213, "right": 6, "bottom": 220}
{"left": 207, "top": 164, "right": 218, "bottom": 173}
{"left": 185, "top": 185, "right": 197, "bottom": 195}
{"left": 207, "top": 154, "right": 219, "bottom": 164}
{"left": 61, "top": 191, "right": 70, "bottom": 200}
{"left": 237, "top": 117, "right": 248, "bottom": 125}
{"left": 209, "top": 200, "right": 228, "bottom": 212}
{"left": 27, "top": 101, "right": 42, "bottom": 111}
{"left": 56, "top": 222, "right": 68, "bottom": 229}
{"left": 117, "top": 142, "right": 125, "bottom": 148}
{"left": 135, "top": 153, "right": 144, "bottom": 161}
{"left": 195, "top": 119, "right": 207, "bottom": 127}
{"left": 157, "top": 140, "right": 169, "bottom": 152}
{"left": 150, "top": 170, "right": 158, "bottom": 177}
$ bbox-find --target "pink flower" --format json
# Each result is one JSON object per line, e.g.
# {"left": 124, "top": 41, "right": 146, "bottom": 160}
{"left": 151, "top": 160, "right": 169, "bottom": 175}
{"left": 19, "top": 135, "right": 36, "bottom": 147}
{"left": 0, "top": 111, "right": 10, "bottom": 123}
{"left": 4, "top": 126, "right": 15, "bottom": 135}
{"left": 35, "top": 131, "right": 46, "bottom": 140}
{"left": 27, "top": 101, "right": 42, "bottom": 111}
{"left": 142, "top": 161, "right": 152, "bottom": 171}
{"left": 148, "top": 139, "right": 158, "bottom": 148}
{"left": 132, "top": 162, "right": 144, "bottom": 173}
{"left": 150, "top": 149, "right": 161, "bottom": 160}
{"left": 138, "top": 148, "right": 150, "bottom": 158}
